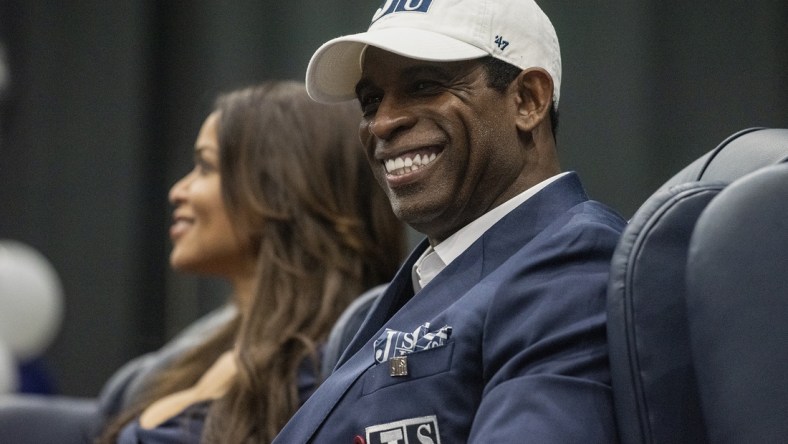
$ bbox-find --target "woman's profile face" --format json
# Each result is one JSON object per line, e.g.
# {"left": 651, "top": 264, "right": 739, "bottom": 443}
{"left": 168, "top": 111, "right": 251, "bottom": 278}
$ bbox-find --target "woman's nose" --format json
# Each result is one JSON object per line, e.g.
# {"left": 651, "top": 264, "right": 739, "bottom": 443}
{"left": 168, "top": 172, "right": 193, "bottom": 205}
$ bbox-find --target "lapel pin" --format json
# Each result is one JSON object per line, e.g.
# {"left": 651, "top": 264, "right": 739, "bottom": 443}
{"left": 389, "top": 355, "right": 408, "bottom": 377}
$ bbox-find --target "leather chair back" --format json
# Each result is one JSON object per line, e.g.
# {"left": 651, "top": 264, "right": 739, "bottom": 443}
{"left": 606, "top": 127, "right": 788, "bottom": 444}
{"left": 686, "top": 162, "right": 788, "bottom": 444}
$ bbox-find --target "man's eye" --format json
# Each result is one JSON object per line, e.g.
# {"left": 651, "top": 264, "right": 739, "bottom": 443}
{"left": 413, "top": 80, "right": 440, "bottom": 92}
{"left": 359, "top": 94, "right": 381, "bottom": 115}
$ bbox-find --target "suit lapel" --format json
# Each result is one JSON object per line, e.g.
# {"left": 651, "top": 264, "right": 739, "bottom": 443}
{"left": 274, "top": 245, "right": 429, "bottom": 443}
{"left": 336, "top": 241, "right": 427, "bottom": 368}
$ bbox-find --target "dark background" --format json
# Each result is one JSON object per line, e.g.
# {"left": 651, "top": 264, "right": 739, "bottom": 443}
{"left": 1, "top": 1, "right": 785, "bottom": 397}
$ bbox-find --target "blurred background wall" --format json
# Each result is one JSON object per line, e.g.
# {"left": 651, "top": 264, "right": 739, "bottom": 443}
{"left": 0, "top": 0, "right": 785, "bottom": 397}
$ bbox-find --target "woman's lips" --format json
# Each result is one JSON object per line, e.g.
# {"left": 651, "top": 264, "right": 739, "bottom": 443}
{"left": 169, "top": 218, "right": 194, "bottom": 240}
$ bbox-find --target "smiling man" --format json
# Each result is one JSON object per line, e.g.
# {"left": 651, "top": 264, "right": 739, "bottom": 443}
{"left": 274, "top": 0, "right": 626, "bottom": 442}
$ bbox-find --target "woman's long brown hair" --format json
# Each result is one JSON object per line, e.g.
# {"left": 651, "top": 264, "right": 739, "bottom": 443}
{"left": 98, "top": 81, "right": 405, "bottom": 443}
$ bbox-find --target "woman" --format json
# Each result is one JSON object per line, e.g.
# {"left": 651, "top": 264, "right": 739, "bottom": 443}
{"left": 99, "top": 81, "right": 405, "bottom": 443}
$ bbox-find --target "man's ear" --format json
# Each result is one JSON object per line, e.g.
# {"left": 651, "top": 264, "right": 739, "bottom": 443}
{"left": 513, "top": 68, "right": 553, "bottom": 133}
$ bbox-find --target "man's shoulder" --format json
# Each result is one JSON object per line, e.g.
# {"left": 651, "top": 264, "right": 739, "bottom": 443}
{"left": 501, "top": 173, "right": 626, "bottom": 243}
{"left": 525, "top": 197, "right": 626, "bottom": 257}
{"left": 565, "top": 199, "right": 628, "bottom": 231}
{"left": 487, "top": 191, "right": 626, "bottom": 286}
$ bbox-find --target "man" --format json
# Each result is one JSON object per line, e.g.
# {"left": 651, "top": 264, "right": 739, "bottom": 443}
{"left": 274, "top": 0, "right": 626, "bottom": 442}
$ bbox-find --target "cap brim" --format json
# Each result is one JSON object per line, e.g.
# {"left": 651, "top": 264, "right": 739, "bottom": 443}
{"left": 306, "top": 27, "right": 488, "bottom": 103}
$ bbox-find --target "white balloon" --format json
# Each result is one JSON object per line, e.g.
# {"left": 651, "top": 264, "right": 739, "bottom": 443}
{"left": 0, "top": 240, "right": 65, "bottom": 360}
{"left": 0, "top": 339, "right": 17, "bottom": 393}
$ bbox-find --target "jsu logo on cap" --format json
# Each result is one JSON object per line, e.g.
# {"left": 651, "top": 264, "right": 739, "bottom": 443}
{"left": 372, "top": 0, "right": 433, "bottom": 23}
{"left": 366, "top": 415, "right": 441, "bottom": 444}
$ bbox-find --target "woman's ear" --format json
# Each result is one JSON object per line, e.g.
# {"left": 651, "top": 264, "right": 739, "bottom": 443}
{"left": 513, "top": 68, "right": 554, "bottom": 133}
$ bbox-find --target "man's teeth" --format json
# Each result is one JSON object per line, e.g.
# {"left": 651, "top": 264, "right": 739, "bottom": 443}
{"left": 384, "top": 153, "right": 437, "bottom": 175}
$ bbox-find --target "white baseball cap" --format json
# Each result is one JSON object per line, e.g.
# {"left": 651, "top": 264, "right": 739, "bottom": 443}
{"left": 306, "top": 0, "right": 562, "bottom": 106}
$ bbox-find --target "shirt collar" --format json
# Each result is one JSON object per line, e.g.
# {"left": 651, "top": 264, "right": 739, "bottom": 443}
{"left": 412, "top": 172, "right": 569, "bottom": 292}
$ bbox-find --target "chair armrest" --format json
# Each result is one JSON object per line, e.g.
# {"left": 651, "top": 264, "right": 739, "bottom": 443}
{"left": 0, "top": 394, "right": 100, "bottom": 444}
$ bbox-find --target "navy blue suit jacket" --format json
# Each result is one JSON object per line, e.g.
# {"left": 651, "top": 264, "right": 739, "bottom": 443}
{"left": 274, "top": 173, "right": 626, "bottom": 443}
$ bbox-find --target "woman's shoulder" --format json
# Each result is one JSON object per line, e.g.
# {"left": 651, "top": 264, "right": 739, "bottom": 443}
{"left": 117, "top": 400, "right": 210, "bottom": 444}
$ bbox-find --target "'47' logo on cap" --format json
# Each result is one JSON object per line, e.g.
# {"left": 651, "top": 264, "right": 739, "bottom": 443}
{"left": 372, "top": 0, "right": 433, "bottom": 23}
{"left": 366, "top": 415, "right": 441, "bottom": 444}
